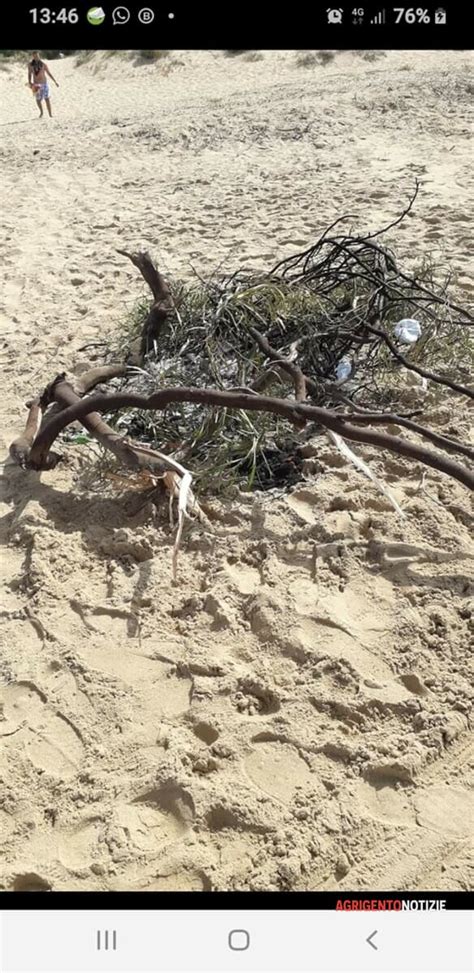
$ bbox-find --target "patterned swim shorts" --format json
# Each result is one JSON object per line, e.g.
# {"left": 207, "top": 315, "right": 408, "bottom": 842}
{"left": 35, "top": 83, "right": 50, "bottom": 101}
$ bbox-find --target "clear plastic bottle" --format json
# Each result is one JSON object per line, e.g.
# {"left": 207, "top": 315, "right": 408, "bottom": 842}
{"left": 335, "top": 357, "right": 352, "bottom": 382}
{"left": 336, "top": 358, "right": 352, "bottom": 383}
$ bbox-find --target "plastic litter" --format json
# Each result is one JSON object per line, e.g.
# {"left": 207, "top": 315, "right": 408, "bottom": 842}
{"left": 335, "top": 357, "right": 352, "bottom": 382}
{"left": 394, "top": 318, "right": 422, "bottom": 344}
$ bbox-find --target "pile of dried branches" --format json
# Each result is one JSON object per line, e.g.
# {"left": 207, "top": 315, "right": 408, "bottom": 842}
{"left": 106, "top": 184, "right": 473, "bottom": 491}
{"left": 9, "top": 189, "right": 474, "bottom": 577}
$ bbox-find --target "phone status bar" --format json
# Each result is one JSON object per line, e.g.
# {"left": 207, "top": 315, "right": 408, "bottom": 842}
{"left": 7, "top": 3, "right": 460, "bottom": 48}
{"left": 27, "top": 7, "right": 449, "bottom": 28}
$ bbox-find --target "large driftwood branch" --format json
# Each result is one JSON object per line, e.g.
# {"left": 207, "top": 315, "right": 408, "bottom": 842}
{"left": 23, "top": 362, "right": 473, "bottom": 466}
{"left": 19, "top": 381, "right": 473, "bottom": 490}
{"left": 77, "top": 364, "right": 129, "bottom": 394}
{"left": 36, "top": 374, "right": 176, "bottom": 475}
{"left": 9, "top": 397, "right": 50, "bottom": 469}
{"left": 117, "top": 249, "right": 173, "bottom": 361}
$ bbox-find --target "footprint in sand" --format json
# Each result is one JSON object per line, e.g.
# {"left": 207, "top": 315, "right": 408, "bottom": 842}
{"left": 78, "top": 643, "right": 192, "bottom": 721}
{"left": 115, "top": 784, "right": 194, "bottom": 853}
{"left": 414, "top": 785, "right": 474, "bottom": 838}
{"left": 0, "top": 681, "right": 84, "bottom": 779}
{"left": 353, "top": 780, "right": 416, "bottom": 827}
{"left": 224, "top": 560, "right": 261, "bottom": 594}
{"left": 58, "top": 819, "right": 102, "bottom": 869}
{"left": 244, "top": 740, "right": 314, "bottom": 804}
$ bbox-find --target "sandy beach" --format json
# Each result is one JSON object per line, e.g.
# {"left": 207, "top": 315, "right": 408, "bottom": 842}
{"left": 0, "top": 49, "right": 473, "bottom": 892}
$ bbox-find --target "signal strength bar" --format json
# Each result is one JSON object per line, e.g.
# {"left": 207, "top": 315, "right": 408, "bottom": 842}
{"left": 370, "top": 9, "right": 386, "bottom": 23}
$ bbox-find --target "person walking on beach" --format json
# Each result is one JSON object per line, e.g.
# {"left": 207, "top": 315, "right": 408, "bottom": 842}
{"left": 28, "top": 52, "right": 59, "bottom": 118}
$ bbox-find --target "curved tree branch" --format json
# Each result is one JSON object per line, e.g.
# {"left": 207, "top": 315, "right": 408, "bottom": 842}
{"left": 336, "top": 412, "right": 474, "bottom": 462}
{"left": 247, "top": 324, "right": 307, "bottom": 402}
{"left": 23, "top": 381, "right": 474, "bottom": 490}
{"left": 77, "top": 364, "right": 129, "bottom": 394}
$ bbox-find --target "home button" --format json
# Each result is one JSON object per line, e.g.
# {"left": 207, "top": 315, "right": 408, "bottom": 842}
{"left": 228, "top": 929, "right": 250, "bottom": 951}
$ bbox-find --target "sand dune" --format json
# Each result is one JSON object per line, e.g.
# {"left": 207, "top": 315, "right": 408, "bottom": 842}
{"left": 0, "top": 49, "right": 473, "bottom": 892}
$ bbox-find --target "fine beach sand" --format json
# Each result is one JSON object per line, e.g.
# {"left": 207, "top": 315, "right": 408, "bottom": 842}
{"left": 0, "top": 49, "right": 473, "bottom": 892}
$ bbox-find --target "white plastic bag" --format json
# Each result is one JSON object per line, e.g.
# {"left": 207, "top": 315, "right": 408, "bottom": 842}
{"left": 394, "top": 318, "right": 422, "bottom": 344}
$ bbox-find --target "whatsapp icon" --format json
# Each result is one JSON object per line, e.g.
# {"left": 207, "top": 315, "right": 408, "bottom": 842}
{"left": 87, "top": 6, "right": 106, "bottom": 25}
